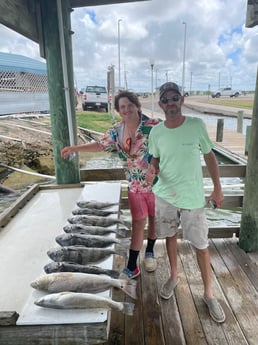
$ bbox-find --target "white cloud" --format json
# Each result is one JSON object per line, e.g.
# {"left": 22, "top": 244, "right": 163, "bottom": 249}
{"left": 0, "top": 0, "right": 258, "bottom": 92}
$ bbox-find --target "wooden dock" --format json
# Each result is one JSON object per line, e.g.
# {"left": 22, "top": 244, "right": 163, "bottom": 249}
{"left": 207, "top": 125, "right": 247, "bottom": 161}
{"left": 104, "top": 238, "right": 258, "bottom": 345}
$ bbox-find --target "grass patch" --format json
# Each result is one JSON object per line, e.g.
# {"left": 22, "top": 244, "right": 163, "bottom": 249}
{"left": 207, "top": 99, "right": 253, "bottom": 109}
{"left": 76, "top": 111, "right": 120, "bottom": 132}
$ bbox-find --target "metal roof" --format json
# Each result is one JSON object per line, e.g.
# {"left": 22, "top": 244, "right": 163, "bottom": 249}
{"left": 0, "top": 52, "right": 46, "bottom": 74}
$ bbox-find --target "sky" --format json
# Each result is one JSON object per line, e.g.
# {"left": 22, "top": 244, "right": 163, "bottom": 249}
{"left": 0, "top": 0, "right": 258, "bottom": 93}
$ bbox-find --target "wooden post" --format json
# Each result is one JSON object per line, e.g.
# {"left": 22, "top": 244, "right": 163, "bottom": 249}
{"left": 40, "top": 0, "right": 80, "bottom": 184}
{"left": 245, "top": 125, "right": 251, "bottom": 156}
{"left": 239, "top": 67, "right": 258, "bottom": 251}
{"left": 237, "top": 110, "right": 243, "bottom": 133}
{"left": 216, "top": 118, "right": 224, "bottom": 142}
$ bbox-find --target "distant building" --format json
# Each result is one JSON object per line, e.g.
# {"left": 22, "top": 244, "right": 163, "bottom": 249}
{"left": 0, "top": 52, "right": 49, "bottom": 115}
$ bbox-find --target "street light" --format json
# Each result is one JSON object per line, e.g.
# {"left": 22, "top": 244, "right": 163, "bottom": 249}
{"left": 150, "top": 58, "right": 155, "bottom": 117}
{"left": 182, "top": 21, "right": 187, "bottom": 95}
{"left": 118, "top": 19, "right": 122, "bottom": 89}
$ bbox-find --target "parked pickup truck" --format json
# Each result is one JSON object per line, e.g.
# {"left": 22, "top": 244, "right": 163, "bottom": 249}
{"left": 82, "top": 85, "right": 108, "bottom": 112}
{"left": 211, "top": 87, "right": 241, "bottom": 98}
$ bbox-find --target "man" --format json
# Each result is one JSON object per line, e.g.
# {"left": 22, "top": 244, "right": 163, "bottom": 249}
{"left": 61, "top": 91, "right": 160, "bottom": 279}
{"left": 147, "top": 82, "right": 225, "bottom": 323}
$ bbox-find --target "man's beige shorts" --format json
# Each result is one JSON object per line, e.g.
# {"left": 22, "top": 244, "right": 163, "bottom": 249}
{"left": 155, "top": 195, "right": 209, "bottom": 249}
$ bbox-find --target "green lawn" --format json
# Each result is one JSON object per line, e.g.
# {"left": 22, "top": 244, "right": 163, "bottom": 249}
{"left": 206, "top": 99, "right": 253, "bottom": 109}
{"left": 76, "top": 111, "right": 120, "bottom": 132}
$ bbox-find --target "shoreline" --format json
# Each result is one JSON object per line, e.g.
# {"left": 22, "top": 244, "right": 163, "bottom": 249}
{"left": 183, "top": 96, "right": 253, "bottom": 119}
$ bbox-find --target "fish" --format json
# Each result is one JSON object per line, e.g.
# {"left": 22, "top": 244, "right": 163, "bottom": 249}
{"left": 72, "top": 207, "right": 119, "bottom": 217}
{"left": 43, "top": 261, "right": 120, "bottom": 279}
{"left": 31, "top": 272, "right": 137, "bottom": 299}
{"left": 34, "top": 291, "right": 135, "bottom": 315}
{"left": 68, "top": 215, "right": 131, "bottom": 229}
{"left": 77, "top": 200, "right": 119, "bottom": 209}
{"left": 63, "top": 224, "right": 128, "bottom": 237}
{"left": 47, "top": 245, "right": 127, "bottom": 265}
{"left": 55, "top": 233, "right": 131, "bottom": 249}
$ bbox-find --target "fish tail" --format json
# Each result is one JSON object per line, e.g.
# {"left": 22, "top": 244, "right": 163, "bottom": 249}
{"left": 120, "top": 219, "right": 132, "bottom": 229}
{"left": 117, "top": 237, "right": 131, "bottom": 249}
{"left": 115, "top": 249, "right": 128, "bottom": 258}
{"left": 108, "top": 270, "right": 120, "bottom": 279}
{"left": 121, "top": 302, "right": 135, "bottom": 316}
{"left": 120, "top": 280, "right": 137, "bottom": 299}
{"left": 116, "top": 228, "right": 127, "bottom": 237}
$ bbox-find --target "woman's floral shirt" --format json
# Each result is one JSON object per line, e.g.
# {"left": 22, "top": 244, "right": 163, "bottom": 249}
{"left": 98, "top": 114, "right": 160, "bottom": 193}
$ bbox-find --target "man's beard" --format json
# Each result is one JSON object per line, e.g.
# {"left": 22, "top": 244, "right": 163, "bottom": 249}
{"left": 165, "top": 105, "right": 179, "bottom": 116}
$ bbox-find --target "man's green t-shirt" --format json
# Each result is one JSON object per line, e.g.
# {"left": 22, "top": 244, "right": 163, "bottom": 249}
{"left": 148, "top": 116, "right": 214, "bottom": 209}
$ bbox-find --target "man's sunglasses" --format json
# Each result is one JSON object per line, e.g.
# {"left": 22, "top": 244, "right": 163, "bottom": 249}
{"left": 160, "top": 94, "right": 181, "bottom": 104}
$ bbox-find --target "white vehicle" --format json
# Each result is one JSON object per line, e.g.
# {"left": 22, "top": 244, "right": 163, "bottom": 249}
{"left": 211, "top": 87, "right": 241, "bottom": 98}
{"left": 82, "top": 85, "right": 108, "bottom": 112}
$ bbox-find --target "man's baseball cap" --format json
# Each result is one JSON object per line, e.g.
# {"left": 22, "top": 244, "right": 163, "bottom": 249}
{"left": 159, "top": 82, "right": 181, "bottom": 99}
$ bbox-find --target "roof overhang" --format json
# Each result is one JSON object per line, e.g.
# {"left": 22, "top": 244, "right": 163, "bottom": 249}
{"left": 0, "top": 0, "right": 150, "bottom": 43}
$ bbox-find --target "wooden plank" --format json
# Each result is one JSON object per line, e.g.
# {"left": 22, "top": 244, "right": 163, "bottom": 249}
{"left": 0, "top": 312, "right": 19, "bottom": 326}
{"left": 104, "top": 255, "right": 126, "bottom": 345}
{"left": 224, "top": 238, "right": 258, "bottom": 288}
{"left": 207, "top": 226, "right": 240, "bottom": 238}
{"left": 0, "top": 323, "right": 108, "bottom": 345}
{"left": 210, "top": 239, "right": 258, "bottom": 344}
{"left": 154, "top": 240, "right": 186, "bottom": 345}
{"left": 120, "top": 196, "right": 243, "bottom": 211}
{"left": 178, "top": 241, "right": 229, "bottom": 345}
{"left": 176, "top": 242, "right": 207, "bottom": 345}
{"left": 202, "top": 164, "right": 246, "bottom": 178}
{"left": 0, "top": 0, "right": 39, "bottom": 42}
{"left": 80, "top": 165, "right": 245, "bottom": 181}
{"left": 80, "top": 168, "right": 126, "bottom": 181}
{"left": 124, "top": 276, "right": 144, "bottom": 345}
{"left": 0, "top": 184, "right": 40, "bottom": 228}
{"left": 71, "top": 0, "right": 149, "bottom": 7}
{"left": 139, "top": 244, "right": 165, "bottom": 345}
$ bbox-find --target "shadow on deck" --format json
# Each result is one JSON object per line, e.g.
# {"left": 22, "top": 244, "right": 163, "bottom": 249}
{"left": 105, "top": 238, "right": 258, "bottom": 345}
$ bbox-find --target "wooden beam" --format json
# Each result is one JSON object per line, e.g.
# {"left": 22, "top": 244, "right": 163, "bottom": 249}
{"left": 71, "top": 0, "right": 150, "bottom": 8}
{"left": 120, "top": 195, "right": 243, "bottom": 210}
{"left": 80, "top": 168, "right": 126, "bottom": 181}
{"left": 239, "top": 67, "right": 258, "bottom": 251}
{"left": 80, "top": 165, "right": 245, "bottom": 181}
{"left": 40, "top": 0, "right": 80, "bottom": 184}
{"left": 0, "top": 0, "right": 39, "bottom": 42}
{"left": 203, "top": 164, "right": 246, "bottom": 178}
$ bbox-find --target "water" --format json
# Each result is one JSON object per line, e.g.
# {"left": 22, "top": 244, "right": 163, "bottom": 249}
{"left": 183, "top": 107, "right": 252, "bottom": 135}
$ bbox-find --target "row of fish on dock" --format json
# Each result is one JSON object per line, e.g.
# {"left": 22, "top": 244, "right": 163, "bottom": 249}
{"left": 30, "top": 200, "right": 137, "bottom": 315}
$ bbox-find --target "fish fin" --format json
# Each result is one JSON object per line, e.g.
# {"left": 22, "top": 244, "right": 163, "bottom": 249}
{"left": 121, "top": 219, "right": 132, "bottom": 229}
{"left": 121, "top": 302, "right": 135, "bottom": 316}
{"left": 119, "top": 280, "right": 137, "bottom": 299}
{"left": 116, "top": 228, "right": 127, "bottom": 237}
{"left": 115, "top": 249, "right": 128, "bottom": 258}
{"left": 117, "top": 237, "right": 131, "bottom": 249}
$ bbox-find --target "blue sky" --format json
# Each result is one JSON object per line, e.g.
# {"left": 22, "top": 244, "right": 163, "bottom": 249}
{"left": 0, "top": 0, "right": 258, "bottom": 92}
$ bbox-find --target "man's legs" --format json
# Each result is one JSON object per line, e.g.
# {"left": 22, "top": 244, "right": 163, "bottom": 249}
{"left": 166, "top": 234, "right": 178, "bottom": 281}
{"left": 159, "top": 234, "right": 179, "bottom": 299}
{"left": 196, "top": 246, "right": 225, "bottom": 323}
{"left": 195, "top": 247, "right": 213, "bottom": 299}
